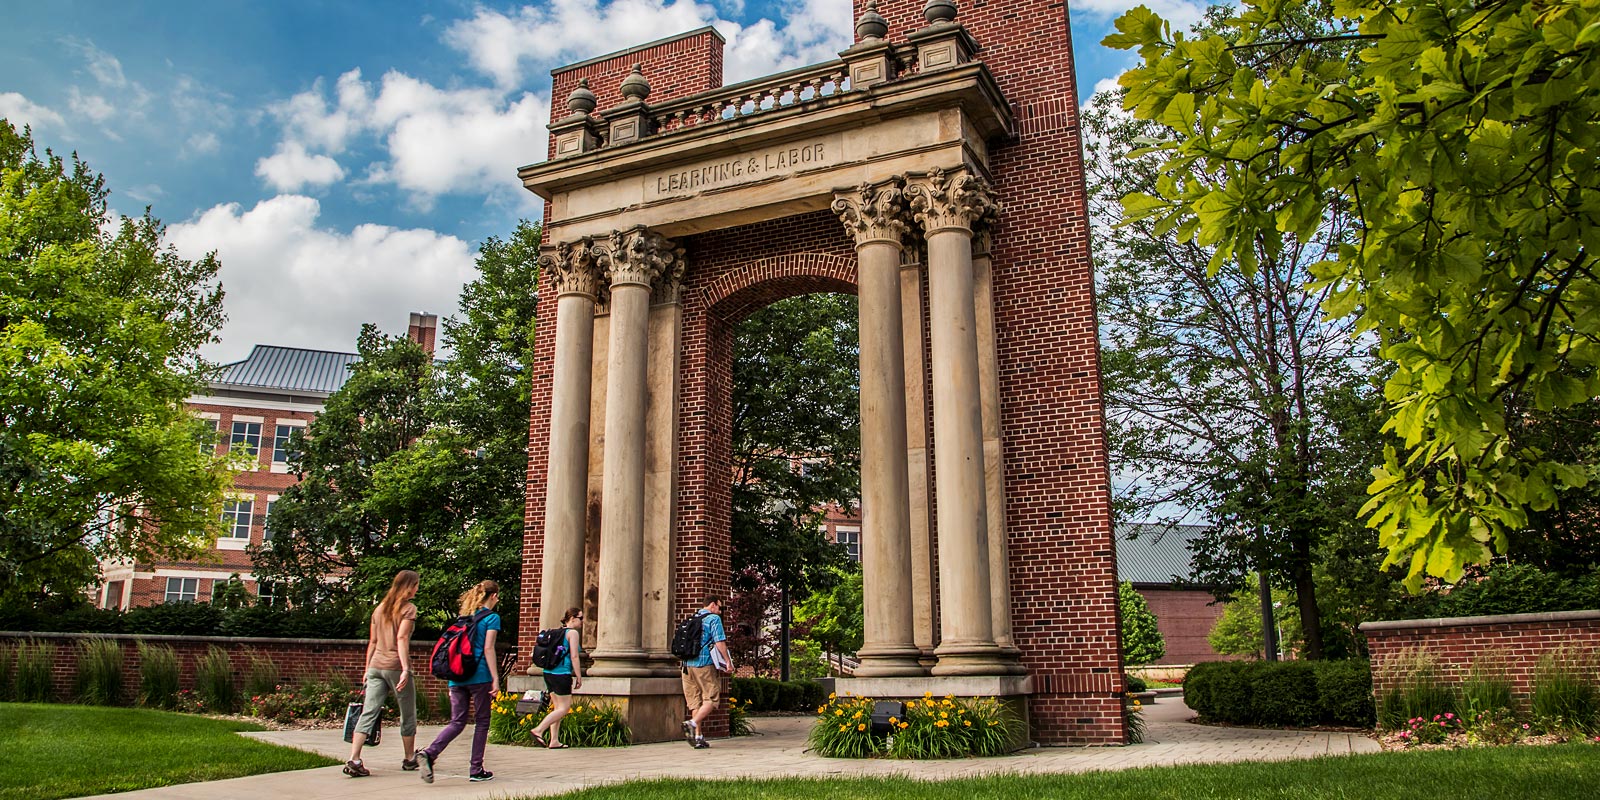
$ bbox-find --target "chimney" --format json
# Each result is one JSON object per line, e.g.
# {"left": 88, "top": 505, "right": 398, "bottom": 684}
{"left": 407, "top": 312, "right": 438, "bottom": 356}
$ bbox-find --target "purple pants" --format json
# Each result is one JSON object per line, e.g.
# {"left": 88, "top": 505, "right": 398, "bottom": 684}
{"left": 423, "top": 682, "right": 493, "bottom": 774}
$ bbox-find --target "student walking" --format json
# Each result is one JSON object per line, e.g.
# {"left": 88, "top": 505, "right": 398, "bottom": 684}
{"left": 528, "top": 607, "right": 584, "bottom": 749}
{"left": 678, "top": 596, "right": 732, "bottom": 749}
{"left": 417, "top": 579, "right": 502, "bottom": 784}
{"left": 345, "top": 569, "right": 421, "bottom": 777}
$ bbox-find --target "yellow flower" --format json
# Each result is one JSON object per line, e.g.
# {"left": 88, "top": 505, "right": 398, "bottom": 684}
{"left": 817, "top": 706, "right": 826, "bottom": 713}
{"left": 906, "top": 701, "right": 916, "bottom": 709}
{"left": 857, "top": 723, "right": 866, "bottom": 731}
{"left": 964, "top": 720, "right": 972, "bottom": 727}
{"left": 829, "top": 692, "right": 837, "bottom": 699}
{"left": 940, "top": 711, "right": 948, "bottom": 719}
{"left": 899, "top": 722, "right": 909, "bottom": 729}
{"left": 924, "top": 691, "right": 933, "bottom": 698}
{"left": 853, "top": 711, "right": 863, "bottom": 720}
{"left": 839, "top": 724, "right": 849, "bottom": 732}
{"left": 729, "top": 697, "right": 737, "bottom": 703}
{"left": 888, "top": 717, "right": 898, "bottom": 725}
{"left": 575, "top": 705, "right": 585, "bottom": 712}
{"left": 988, "top": 721, "right": 998, "bottom": 727}
{"left": 834, "top": 709, "right": 844, "bottom": 716}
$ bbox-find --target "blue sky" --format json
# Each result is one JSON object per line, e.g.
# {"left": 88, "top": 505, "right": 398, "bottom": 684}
{"left": 1, "top": 0, "right": 1207, "bottom": 362}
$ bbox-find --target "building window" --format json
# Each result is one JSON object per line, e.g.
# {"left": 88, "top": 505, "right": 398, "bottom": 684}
{"left": 263, "top": 499, "right": 277, "bottom": 541}
{"left": 230, "top": 421, "right": 262, "bottom": 457}
{"left": 836, "top": 527, "right": 861, "bottom": 562}
{"left": 257, "top": 581, "right": 279, "bottom": 607}
{"left": 221, "top": 498, "right": 254, "bottom": 539}
{"left": 272, "top": 424, "right": 300, "bottom": 466}
{"left": 104, "top": 581, "right": 124, "bottom": 610}
{"left": 164, "top": 577, "right": 198, "bottom": 604}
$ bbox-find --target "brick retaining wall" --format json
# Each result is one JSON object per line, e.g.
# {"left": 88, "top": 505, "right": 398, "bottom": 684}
{"left": 0, "top": 631, "right": 494, "bottom": 703}
{"left": 1359, "top": 610, "right": 1600, "bottom": 698}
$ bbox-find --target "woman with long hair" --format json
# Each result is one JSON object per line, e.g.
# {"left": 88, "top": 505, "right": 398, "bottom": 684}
{"left": 344, "top": 569, "right": 421, "bottom": 777}
{"left": 528, "top": 607, "right": 584, "bottom": 749}
{"left": 416, "top": 579, "right": 502, "bottom": 784}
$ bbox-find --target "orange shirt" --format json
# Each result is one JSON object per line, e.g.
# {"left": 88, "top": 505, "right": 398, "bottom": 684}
{"left": 369, "top": 602, "right": 417, "bottom": 671}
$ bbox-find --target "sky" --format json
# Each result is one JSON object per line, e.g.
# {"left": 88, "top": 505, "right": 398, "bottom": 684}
{"left": 1, "top": 0, "right": 1209, "bottom": 363}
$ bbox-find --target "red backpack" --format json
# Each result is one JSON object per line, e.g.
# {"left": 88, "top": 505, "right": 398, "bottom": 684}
{"left": 430, "top": 609, "right": 492, "bottom": 681}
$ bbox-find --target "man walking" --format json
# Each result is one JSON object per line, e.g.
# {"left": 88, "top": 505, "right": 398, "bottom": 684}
{"left": 679, "top": 596, "right": 731, "bottom": 749}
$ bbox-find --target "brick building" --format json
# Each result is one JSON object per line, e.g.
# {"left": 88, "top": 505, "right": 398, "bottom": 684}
{"left": 95, "top": 313, "right": 437, "bottom": 610}
{"left": 1115, "top": 523, "right": 1232, "bottom": 665}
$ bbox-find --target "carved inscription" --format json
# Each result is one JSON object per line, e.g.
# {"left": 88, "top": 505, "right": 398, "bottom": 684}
{"left": 647, "top": 139, "right": 835, "bottom": 200}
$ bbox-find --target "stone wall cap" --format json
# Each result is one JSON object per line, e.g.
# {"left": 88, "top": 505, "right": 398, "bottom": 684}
{"left": 0, "top": 630, "right": 372, "bottom": 646}
{"left": 1358, "top": 608, "right": 1600, "bottom": 632}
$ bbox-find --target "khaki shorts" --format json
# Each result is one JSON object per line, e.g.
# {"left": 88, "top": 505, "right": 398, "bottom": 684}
{"left": 682, "top": 665, "right": 721, "bottom": 709}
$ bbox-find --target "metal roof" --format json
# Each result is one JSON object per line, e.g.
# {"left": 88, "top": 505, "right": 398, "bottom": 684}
{"left": 212, "top": 345, "right": 360, "bottom": 396}
{"left": 1115, "top": 523, "right": 1211, "bottom": 585}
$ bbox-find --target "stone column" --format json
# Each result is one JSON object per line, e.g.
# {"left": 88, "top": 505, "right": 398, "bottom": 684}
{"left": 537, "top": 241, "right": 606, "bottom": 631}
{"left": 899, "top": 241, "right": 939, "bottom": 662}
{"left": 641, "top": 256, "right": 686, "bottom": 674}
{"left": 972, "top": 231, "right": 1018, "bottom": 657}
{"left": 589, "top": 226, "right": 679, "bottom": 677}
{"left": 832, "top": 180, "right": 923, "bottom": 677}
{"left": 907, "top": 167, "right": 1012, "bottom": 676}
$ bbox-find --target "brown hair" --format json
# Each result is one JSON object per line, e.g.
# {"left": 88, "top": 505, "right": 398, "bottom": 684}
{"left": 377, "top": 570, "right": 420, "bottom": 629}
{"left": 457, "top": 579, "right": 500, "bottom": 617}
{"left": 561, "top": 607, "right": 582, "bottom": 623}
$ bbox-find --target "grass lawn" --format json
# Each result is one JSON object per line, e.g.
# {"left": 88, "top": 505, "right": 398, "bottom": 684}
{"left": 539, "top": 743, "right": 1600, "bottom": 800}
{"left": 0, "top": 703, "right": 337, "bottom": 800}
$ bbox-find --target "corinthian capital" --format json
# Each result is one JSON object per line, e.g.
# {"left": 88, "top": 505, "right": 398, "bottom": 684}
{"left": 541, "top": 239, "right": 608, "bottom": 300}
{"left": 906, "top": 167, "right": 999, "bottom": 234}
{"left": 831, "top": 178, "right": 910, "bottom": 246}
{"left": 606, "top": 226, "right": 682, "bottom": 289}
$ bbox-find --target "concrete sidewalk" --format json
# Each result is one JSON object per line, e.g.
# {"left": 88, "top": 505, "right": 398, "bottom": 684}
{"left": 85, "top": 695, "right": 1380, "bottom": 800}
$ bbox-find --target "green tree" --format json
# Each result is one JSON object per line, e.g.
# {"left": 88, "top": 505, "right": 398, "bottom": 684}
{"left": 1, "top": 120, "right": 230, "bottom": 604}
{"left": 1086, "top": 58, "right": 1370, "bottom": 658}
{"left": 1119, "top": 581, "right": 1167, "bottom": 666}
{"left": 1107, "top": 0, "right": 1600, "bottom": 588}
{"left": 794, "top": 567, "right": 863, "bottom": 657}
{"left": 729, "top": 294, "right": 860, "bottom": 600}
{"left": 253, "top": 222, "right": 541, "bottom": 628}
{"left": 1208, "top": 575, "right": 1304, "bottom": 659}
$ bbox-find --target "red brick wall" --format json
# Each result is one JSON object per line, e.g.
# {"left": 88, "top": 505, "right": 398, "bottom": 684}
{"left": 1135, "top": 587, "right": 1230, "bottom": 665}
{"left": 866, "top": 0, "right": 1125, "bottom": 744}
{"left": 548, "top": 28, "right": 725, "bottom": 158}
{"left": 0, "top": 631, "right": 485, "bottom": 704}
{"left": 1362, "top": 611, "right": 1600, "bottom": 699}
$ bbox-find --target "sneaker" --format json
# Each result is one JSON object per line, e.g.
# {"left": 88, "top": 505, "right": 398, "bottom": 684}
{"left": 416, "top": 751, "right": 433, "bottom": 784}
{"left": 469, "top": 770, "right": 495, "bottom": 782}
{"left": 681, "top": 719, "right": 695, "bottom": 742}
{"left": 401, "top": 757, "right": 418, "bottom": 771}
{"left": 342, "top": 760, "right": 370, "bottom": 778}
{"left": 693, "top": 737, "right": 711, "bottom": 749}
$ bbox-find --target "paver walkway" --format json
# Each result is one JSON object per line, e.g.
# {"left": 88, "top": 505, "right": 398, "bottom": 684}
{"left": 86, "top": 695, "right": 1379, "bottom": 800}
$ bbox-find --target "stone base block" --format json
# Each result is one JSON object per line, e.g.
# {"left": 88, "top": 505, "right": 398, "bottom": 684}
{"left": 577, "top": 676, "right": 687, "bottom": 744}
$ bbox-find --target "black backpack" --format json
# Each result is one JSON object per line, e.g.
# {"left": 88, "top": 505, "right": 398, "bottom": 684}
{"left": 670, "top": 611, "right": 709, "bottom": 660}
{"left": 530, "top": 628, "right": 570, "bottom": 670}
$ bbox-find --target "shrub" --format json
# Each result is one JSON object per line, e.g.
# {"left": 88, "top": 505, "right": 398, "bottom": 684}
{"left": 1184, "top": 661, "right": 1253, "bottom": 723}
{"left": 122, "top": 603, "right": 225, "bottom": 636}
{"left": 1119, "top": 581, "right": 1165, "bottom": 665}
{"left": 194, "top": 646, "right": 237, "bottom": 712}
{"left": 1530, "top": 646, "right": 1599, "bottom": 734}
{"left": 1466, "top": 707, "right": 1528, "bottom": 745}
{"left": 1250, "top": 661, "right": 1319, "bottom": 727}
{"left": 1460, "top": 650, "right": 1516, "bottom": 718}
{"left": 1394, "top": 712, "right": 1463, "bottom": 747}
{"left": 243, "top": 650, "right": 281, "bottom": 698}
{"left": 14, "top": 639, "right": 56, "bottom": 702}
{"left": 729, "top": 676, "right": 827, "bottom": 712}
{"left": 1124, "top": 673, "right": 1148, "bottom": 694}
{"left": 1387, "top": 563, "right": 1600, "bottom": 620}
{"left": 1377, "top": 648, "right": 1456, "bottom": 730}
{"left": 1314, "top": 659, "right": 1375, "bottom": 727}
{"left": 488, "top": 691, "right": 531, "bottom": 745}
{"left": 74, "top": 638, "right": 125, "bottom": 705}
{"left": 0, "top": 641, "right": 14, "bottom": 701}
{"left": 137, "top": 642, "right": 180, "bottom": 708}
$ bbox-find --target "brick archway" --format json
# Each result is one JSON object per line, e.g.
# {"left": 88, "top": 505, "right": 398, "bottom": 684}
{"left": 699, "top": 252, "right": 858, "bottom": 324}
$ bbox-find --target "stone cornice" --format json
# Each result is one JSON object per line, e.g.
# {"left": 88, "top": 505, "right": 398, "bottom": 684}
{"left": 831, "top": 178, "right": 910, "bottom": 247}
{"left": 906, "top": 166, "right": 999, "bottom": 235}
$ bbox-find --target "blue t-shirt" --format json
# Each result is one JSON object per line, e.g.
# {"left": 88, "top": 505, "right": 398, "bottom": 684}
{"left": 684, "top": 612, "right": 726, "bottom": 669}
{"left": 545, "top": 629, "right": 580, "bottom": 676}
{"left": 449, "top": 609, "right": 501, "bottom": 687}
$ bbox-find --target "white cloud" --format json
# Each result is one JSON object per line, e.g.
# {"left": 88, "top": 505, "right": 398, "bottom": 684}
{"left": 1093, "top": 75, "right": 1124, "bottom": 97}
{"left": 1072, "top": 0, "right": 1210, "bottom": 31}
{"left": 68, "top": 88, "right": 118, "bottom": 124}
{"left": 442, "top": 0, "right": 854, "bottom": 89}
{"left": 0, "top": 93, "right": 65, "bottom": 130}
{"left": 166, "top": 195, "right": 478, "bottom": 362}
{"left": 255, "top": 142, "right": 347, "bottom": 191}
{"left": 185, "top": 131, "right": 221, "bottom": 156}
{"left": 267, "top": 69, "right": 374, "bottom": 154}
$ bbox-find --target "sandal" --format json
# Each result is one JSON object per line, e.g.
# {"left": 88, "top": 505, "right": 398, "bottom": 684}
{"left": 548, "top": 743, "right": 570, "bottom": 750}
{"left": 530, "top": 732, "right": 547, "bottom": 748}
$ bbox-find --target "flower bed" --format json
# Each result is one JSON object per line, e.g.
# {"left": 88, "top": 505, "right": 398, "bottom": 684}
{"left": 807, "top": 692, "right": 1022, "bottom": 758}
{"left": 488, "top": 691, "right": 630, "bottom": 747}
